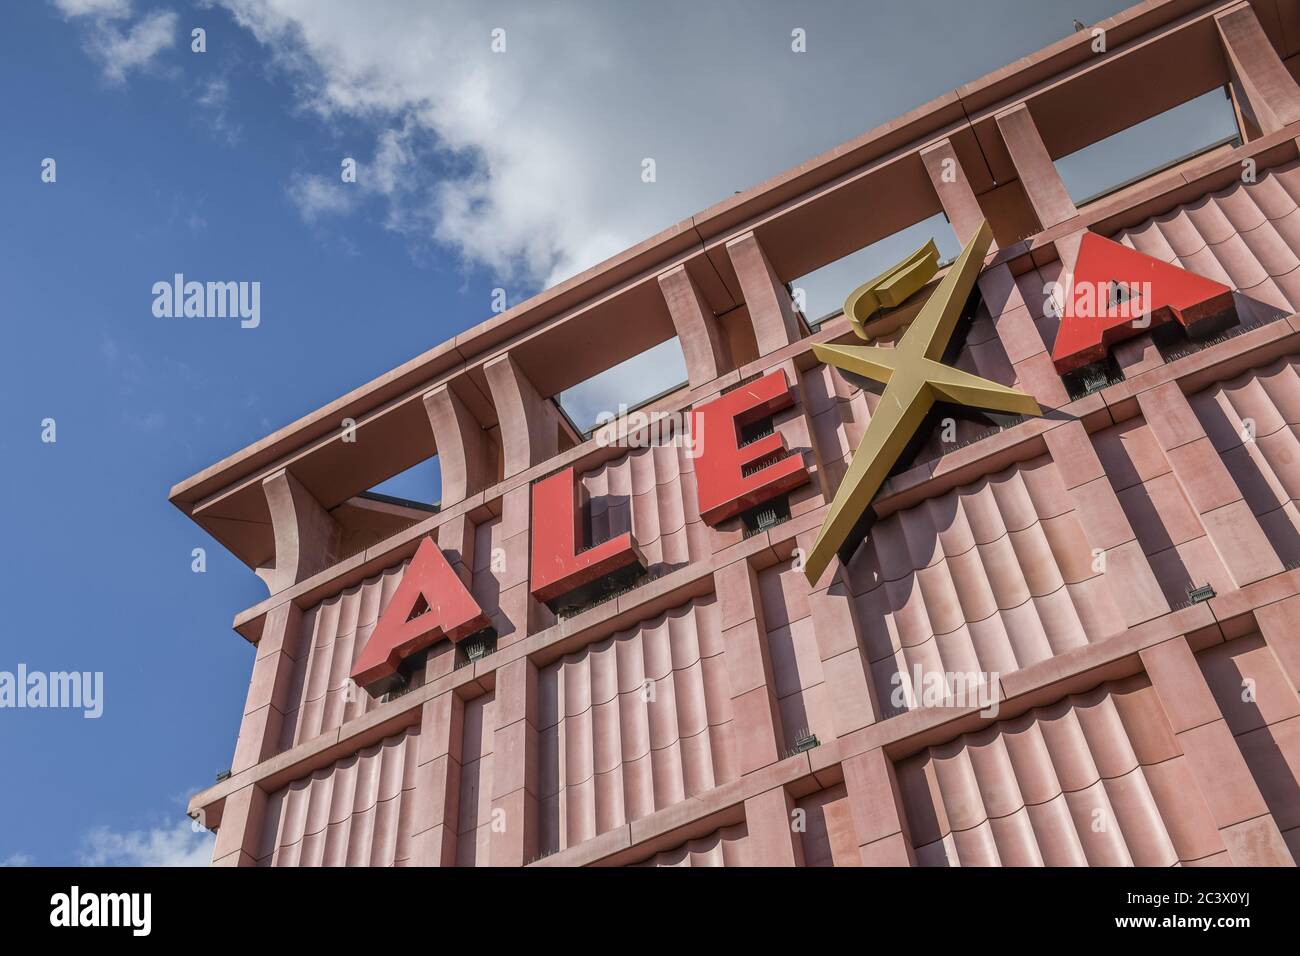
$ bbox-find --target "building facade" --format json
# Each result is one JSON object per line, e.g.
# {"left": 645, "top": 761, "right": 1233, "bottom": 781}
{"left": 177, "top": 0, "right": 1300, "bottom": 866}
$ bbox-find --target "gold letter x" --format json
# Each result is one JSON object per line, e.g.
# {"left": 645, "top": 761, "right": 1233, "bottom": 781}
{"left": 802, "top": 220, "right": 1042, "bottom": 584}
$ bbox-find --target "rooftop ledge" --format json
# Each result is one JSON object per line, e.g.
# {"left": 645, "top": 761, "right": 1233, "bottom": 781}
{"left": 169, "top": 0, "right": 1274, "bottom": 515}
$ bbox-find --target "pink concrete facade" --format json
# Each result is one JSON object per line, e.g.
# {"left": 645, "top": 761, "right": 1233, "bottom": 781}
{"left": 178, "top": 0, "right": 1300, "bottom": 866}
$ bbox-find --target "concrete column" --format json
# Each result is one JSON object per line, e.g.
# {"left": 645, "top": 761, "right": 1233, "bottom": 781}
{"left": 1044, "top": 420, "right": 1169, "bottom": 626}
{"left": 659, "top": 263, "right": 731, "bottom": 387}
{"left": 1112, "top": 332, "right": 1165, "bottom": 377}
{"left": 230, "top": 601, "right": 303, "bottom": 774}
{"left": 1215, "top": 3, "right": 1300, "bottom": 141}
{"left": 744, "top": 785, "right": 804, "bottom": 866}
{"left": 436, "top": 513, "right": 477, "bottom": 589}
{"left": 920, "top": 138, "right": 989, "bottom": 248}
{"left": 716, "top": 558, "right": 785, "bottom": 774}
{"left": 484, "top": 353, "right": 563, "bottom": 479}
{"left": 210, "top": 784, "right": 267, "bottom": 867}
{"left": 1255, "top": 595, "right": 1300, "bottom": 690}
{"left": 726, "top": 231, "right": 803, "bottom": 356}
{"left": 1141, "top": 636, "right": 1294, "bottom": 865}
{"left": 1138, "top": 382, "right": 1284, "bottom": 587}
{"left": 995, "top": 103, "right": 1077, "bottom": 230}
{"left": 409, "top": 691, "right": 465, "bottom": 866}
{"left": 842, "top": 748, "right": 916, "bottom": 865}
{"left": 424, "top": 381, "right": 492, "bottom": 507}
{"left": 489, "top": 657, "right": 539, "bottom": 866}
{"left": 918, "top": 136, "right": 1075, "bottom": 404}
{"left": 976, "top": 262, "right": 1071, "bottom": 406}
{"left": 427, "top": 514, "right": 481, "bottom": 683}
{"left": 256, "top": 468, "right": 341, "bottom": 594}
{"left": 496, "top": 484, "right": 547, "bottom": 646}
{"left": 798, "top": 526, "right": 879, "bottom": 737}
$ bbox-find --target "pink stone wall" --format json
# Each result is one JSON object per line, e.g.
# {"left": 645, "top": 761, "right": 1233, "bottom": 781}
{"left": 897, "top": 677, "right": 1224, "bottom": 866}
{"left": 195, "top": 9, "right": 1300, "bottom": 868}
{"left": 257, "top": 727, "right": 421, "bottom": 866}
{"left": 1190, "top": 357, "right": 1300, "bottom": 566}
{"left": 848, "top": 457, "right": 1126, "bottom": 715}
{"left": 537, "top": 597, "right": 736, "bottom": 855}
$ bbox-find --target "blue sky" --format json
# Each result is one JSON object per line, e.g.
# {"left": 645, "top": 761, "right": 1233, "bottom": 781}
{"left": 1, "top": 0, "right": 1236, "bottom": 865}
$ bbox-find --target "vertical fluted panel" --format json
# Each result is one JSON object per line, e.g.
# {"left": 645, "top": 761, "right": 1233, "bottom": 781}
{"left": 537, "top": 597, "right": 736, "bottom": 855}
{"left": 845, "top": 456, "right": 1126, "bottom": 716}
{"left": 630, "top": 823, "right": 750, "bottom": 867}
{"left": 899, "top": 677, "right": 1226, "bottom": 866}
{"left": 257, "top": 726, "right": 421, "bottom": 866}
{"left": 581, "top": 441, "right": 709, "bottom": 573}
{"left": 1189, "top": 357, "right": 1300, "bottom": 566}
{"left": 1114, "top": 159, "right": 1300, "bottom": 324}
{"left": 279, "top": 561, "right": 407, "bottom": 749}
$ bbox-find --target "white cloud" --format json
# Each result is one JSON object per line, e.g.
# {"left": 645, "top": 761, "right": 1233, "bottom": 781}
{"left": 96, "top": 10, "right": 178, "bottom": 83}
{"left": 52, "top": 0, "right": 131, "bottom": 18}
{"left": 0, "top": 852, "right": 34, "bottom": 867}
{"left": 288, "top": 171, "right": 359, "bottom": 221}
{"left": 53, "top": 1, "right": 177, "bottom": 84}
{"left": 80, "top": 820, "right": 214, "bottom": 867}
{"left": 215, "top": 0, "right": 983, "bottom": 289}
{"left": 196, "top": 76, "right": 243, "bottom": 144}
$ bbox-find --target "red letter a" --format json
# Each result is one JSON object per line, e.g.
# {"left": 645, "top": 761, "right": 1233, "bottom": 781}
{"left": 1052, "top": 232, "right": 1235, "bottom": 374}
{"left": 351, "top": 537, "right": 490, "bottom": 691}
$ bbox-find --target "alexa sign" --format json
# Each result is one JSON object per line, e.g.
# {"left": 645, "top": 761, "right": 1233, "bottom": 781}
{"left": 349, "top": 373, "right": 812, "bottom": 693}
{"left": 351, "top": 222, "right": 1235, "bottom": 693}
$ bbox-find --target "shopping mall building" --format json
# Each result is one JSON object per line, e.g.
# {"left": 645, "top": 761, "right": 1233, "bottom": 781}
{"left": 176, "top": 0, "right": 1300, "bottom": 866}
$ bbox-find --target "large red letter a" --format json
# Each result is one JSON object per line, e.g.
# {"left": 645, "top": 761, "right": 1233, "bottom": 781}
{"left": 351, "top": 537, "right": 490, "bottom": 691}
{"left": 1051, "top": 232, "right": 1235, "bottom": 374}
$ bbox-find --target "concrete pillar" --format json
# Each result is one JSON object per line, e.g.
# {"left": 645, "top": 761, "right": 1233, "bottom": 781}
{"left": 976, "top": 262, "right": 1071, "bottom": 407}
{"left": 484, "top": 353, "right": 564, "bottom": 479}
{"left": 715, "top": 558, "right": 785, "bottom": 774}
{"left": 1138, "top": 382, "right": 1284, "bottom": 587}
{"left": 1044, "top": 420, "right": 1169, "bottom": 626}
{"left": 1112, "top": 332, "right": 1165, "bottom": 377}
{"left": 995, "top": 103, "right": 1077, "bottom": 230}
{"left": 798, "top": 526, "right": 879, "bottom": 737}
{"left": 409, "top": 691, "right": 465, "bottom": 866}
{"left": 210, "top": 784, "right": 267, "bottom": 867}
{"left": 744, "top": 785, "right": 804, "bottom": 866}
{"left": 495, "top": 484, "right": 547, "bottom": 647}
{"left": 918, "top": 137, "right": 1075, "bottom": 404}
{"left": 230, "top": 601, "right": 303, "bottom": 774}
{"left": 1215, "top": 3, "right": 1300, "bottom": 141}
{"left": 1141, "top": 636, "right": 1294, "bottom": 866}
{"left": 842, "top": 748, "right": 916, "bottom": 865}
{"left": 489, "top": 657, "right": 539, "bottom": 866}
{"left": 920, "top": 138, "right": 989, "bottom": 248}
{"left": 256, "top": 468, "right": 341, "bottom": 594}
{"left": 426, "top": 513, "right": 481, "bottom": 683}
{"left": 659, "top": 263, "right": 731, "bottom": 387}
{"left": 424, "top": 381, "right": 492, "bottom": 507}
{"left": 1255, "top": 595, "right": 1300, "bottom": 690}
{"left": 726, "top": 231, "right": 803, "bottom": 356}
